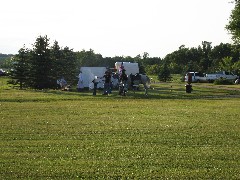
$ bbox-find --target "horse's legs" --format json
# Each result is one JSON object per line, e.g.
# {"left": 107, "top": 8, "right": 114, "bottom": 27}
{"left": 143, "top": 83, "right": 148, "bottom": 96}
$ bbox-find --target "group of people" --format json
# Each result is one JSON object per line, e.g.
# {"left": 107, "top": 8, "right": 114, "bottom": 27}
{"left": 99, "top": 68, "right": 129, "bottom": 96}
{"left": 60, "top": 64, "right": 143, "bottom": 96}
{"left": 83, "top": 65, "right": 130, "bottom": 96}
{"left": 57, "top": 66, "right": 148, "bottom": 96}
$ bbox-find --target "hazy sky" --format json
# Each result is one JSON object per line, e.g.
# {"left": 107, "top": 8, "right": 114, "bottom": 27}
{"left": 0, "top": 0, "right": 235, "bottom": 58}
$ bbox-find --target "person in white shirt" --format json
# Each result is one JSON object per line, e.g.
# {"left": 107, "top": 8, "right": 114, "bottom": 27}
{"left": 77, "top": 71, "right": 84, "bottom": 91}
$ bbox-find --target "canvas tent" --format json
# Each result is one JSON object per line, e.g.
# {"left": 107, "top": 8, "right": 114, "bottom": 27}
{"left": 80, "top": 67, "right": 107, "bottom": 89}
{"left": 115, "top": 62, "right": 139, "bottom": 75}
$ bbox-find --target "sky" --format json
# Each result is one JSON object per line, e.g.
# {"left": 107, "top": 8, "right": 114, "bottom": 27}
{"left": 0, "top": 0, "right": 235, "bottom": 58}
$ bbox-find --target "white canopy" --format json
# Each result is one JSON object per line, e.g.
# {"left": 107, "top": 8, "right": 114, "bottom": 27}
{"left": 80, "top": 67, "right": 107, "bottom": 89}
{"left": 115, "top": 62, "right": 139, "bottom": 75}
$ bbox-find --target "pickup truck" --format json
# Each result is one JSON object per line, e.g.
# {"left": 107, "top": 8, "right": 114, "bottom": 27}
{"left": 185, "top": 71, "right": 238, "bottom": 83}
{"left": 184, "top": 72, "right": 206, "bottom": 83}
{"left": 205, "top": 71, "right": 238, "bottom": 82}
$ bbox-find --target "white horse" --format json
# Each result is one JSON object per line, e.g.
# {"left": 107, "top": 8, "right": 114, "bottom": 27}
{"left": 126, "top": 73, "right": 151, "bottom": 96}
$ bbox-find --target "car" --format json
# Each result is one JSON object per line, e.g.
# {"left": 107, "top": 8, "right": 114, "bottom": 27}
{"left": 184, "top": 72, "right": 206, "bottom": 83}
{"left": 0, "top": 69, "right": 7, "bottom": 76}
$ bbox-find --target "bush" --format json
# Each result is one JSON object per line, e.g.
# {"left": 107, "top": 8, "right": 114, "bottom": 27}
{"left": 213, "top": 78, "right": 234, "bottom": 85}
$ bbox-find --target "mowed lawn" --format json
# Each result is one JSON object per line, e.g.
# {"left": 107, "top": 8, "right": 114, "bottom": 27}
{"left": 1, "top": 78, "right": 240, "bottom": 179}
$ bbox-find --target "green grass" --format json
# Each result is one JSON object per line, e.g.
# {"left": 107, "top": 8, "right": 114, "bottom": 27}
{"left": 1, "top": 77, "right": 240, "bottom": 179}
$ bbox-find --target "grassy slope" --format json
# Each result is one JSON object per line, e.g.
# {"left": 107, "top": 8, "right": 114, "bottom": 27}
{"left": 1, "top": 77, "right": 240, "bottom": 179}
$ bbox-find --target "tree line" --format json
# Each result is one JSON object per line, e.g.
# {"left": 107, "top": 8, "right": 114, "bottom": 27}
{"left": 8, "top": 36, "right": 240, "bottom": 89}
{"left": 4, "top": 37, "right": 240, "bottom": 89}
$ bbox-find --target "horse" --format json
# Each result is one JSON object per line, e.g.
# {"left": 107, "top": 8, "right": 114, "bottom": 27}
{"left": 118, "top": 73, "right": 150, "bottom": 96}
{"left": 118, "top": 80, "right": 128, "bottom": 96}
{"left": 111, "top": 73, "right": 119, "bottom": 89}
{"left": 129, "top": 73, "right": 150, "bottom": 95}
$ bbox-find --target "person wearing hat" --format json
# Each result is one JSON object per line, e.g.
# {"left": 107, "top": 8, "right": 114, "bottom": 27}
{"left": 120, "top": 69, "right": 127, "bottom": 81}
{"left": 103, "top": 70, "right": 112, "bottom": 95}
{"left": 119, "top": 69, "right": 128, "bottom": 96}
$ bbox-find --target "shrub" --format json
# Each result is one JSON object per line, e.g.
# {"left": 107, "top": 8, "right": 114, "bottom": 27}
{"left": 213, "top": 78, "right": 234, "bottom": 85}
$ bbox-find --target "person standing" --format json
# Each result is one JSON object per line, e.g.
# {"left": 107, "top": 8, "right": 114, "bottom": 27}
{"left": 77, "top": 71, "right": 84, "bottom": 92}
{"left": 103, "top": 70, "right": 112, "bottom": 95}
{"left": 92, "top": 76, "right": 98, "bottom": 95}
{"left": 119, "top": 69, "right": 128, "bottom": 96}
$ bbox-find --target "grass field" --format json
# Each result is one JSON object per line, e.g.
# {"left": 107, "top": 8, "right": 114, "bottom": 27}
{"left": 1, "top": 77, "right": 240, "bottom": 179}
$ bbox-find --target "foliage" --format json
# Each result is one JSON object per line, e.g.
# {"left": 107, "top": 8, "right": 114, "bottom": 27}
{"left": 29, "top": 35, "right": 53, "bottom": 89}
{"left": 219, "top": 56, "right": 234, "bottom": 72}
{"left": 59, "top": 47, "right": 78, "bottom": 85}
{"left": 158, "top": 62, "right": 172, "bottom": 82}
{"left": 10, "top": 46, "right": 31, "bottom": 89}
{"left": 10, "top": 36, "right": 78, "bottom": 89}
{"left": 226, "top": 0, "right": 240, "bottom": 44}
{"left": 0, "top": 54, "right": 14, "bottom": 69}
{"left": 213, "top": 78, "right": 234, "bottom": 85}
{"left": 233, "top": 60, "right": 240, "bottom": 74}
{"left": 218, "top": 56, "right": 240, "bottom": 75}
{"left": 76, "top": 49, "right": 103, "bottom": 67}
{"left": 145, "top": 64, "right": 161, "bottom": 75}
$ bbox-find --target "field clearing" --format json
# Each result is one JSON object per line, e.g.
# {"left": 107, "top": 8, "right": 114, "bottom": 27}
{"left": 1, "top": 77, "right": 240, "bottom": 179}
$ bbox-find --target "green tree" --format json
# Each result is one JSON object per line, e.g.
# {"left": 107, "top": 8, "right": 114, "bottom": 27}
{"left": 220, "top": 56, "right": 240, "bottom": 74}
{"left": 29, "top": 35, "right": 53, "bottom": 89}
{"left": 226, "top": 0, "right": 240, "bottom": 43}
{"left": 158, "top": 62, "right": 171, "bottom": 82}
{"left": 51, "top": 41, "right": 78, "bottom": 86}
{"left": 10, "top": 35, "right": 79, "bottom": 89}
{"left": 145, "top": 64, "right": 161, "bottom": 75}
{"left": 61, "top": 46, "right": 78, "bottom": 85}
{"left": 76, "top": 49, "right": 103, "bottom": 67}
{"left": 50, "top": 40, "right": 63, "bottom": 81}
{"left": 199, "top": 41, "right": 212, "bottom": 72}
{"left": 210, "top": 43, "right": 233, "bottom": 71}
{"left": 219, "top": 56, "right": 234, "bottom": 72}
{"left": 10, "top": 46, "right": 30, "bottom": 89}
{"left": 0, "top": 53, "right": 14, "bottom": 69}
{"left": 233, "top": 61, "right": 240, "bottom": 74}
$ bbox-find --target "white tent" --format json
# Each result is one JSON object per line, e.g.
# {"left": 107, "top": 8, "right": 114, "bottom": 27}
{"left": 80, "top": 67, "right": 107, "bottom": 89}
{"left": 115, "top": 62, "right": 139, "bottom": 75}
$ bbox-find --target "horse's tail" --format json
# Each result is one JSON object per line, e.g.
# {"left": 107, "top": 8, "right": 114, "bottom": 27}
{"left": 144, "top": 75, "right": 151, "bottom": 88}
{"left": 140, "top": 74, "right": 150, "bottom": 89}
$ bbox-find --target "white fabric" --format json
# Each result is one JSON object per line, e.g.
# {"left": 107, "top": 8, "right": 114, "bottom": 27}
{"left": 77, "top": 73, "right": 84, "bottom": 89}
{"left": 80, "top": 67, "right": 107, "bottom": 89}
{"left": 115, "top": 62, "right": 139, "bottom": 76}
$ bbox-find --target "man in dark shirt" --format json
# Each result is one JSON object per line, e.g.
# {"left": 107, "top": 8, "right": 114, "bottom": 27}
{"left": 119, "top": 69, "right": 128, "bottom": 96}
{"left": 103, "top": 71, "right": 112, "bottom": 95}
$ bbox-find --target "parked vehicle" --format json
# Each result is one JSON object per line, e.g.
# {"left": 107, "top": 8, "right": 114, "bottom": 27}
{"left": 184, "top": 72, "right": 206, "bottom": 83}
{"left": 185, "top": 71, "right": 238, "bottom": 83}
{"left": 0, "top": 69, "right": 7, "bottom": 76}
{"left": 205, "top": 71, "right": 238, "bottom": 82}
{"left": 235, "top": 77, "right": 240, "bottom": 84}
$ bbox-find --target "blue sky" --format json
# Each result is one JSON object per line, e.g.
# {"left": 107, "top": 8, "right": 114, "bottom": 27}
{"left": 0, "top": 0, "right": 235, "bottom": 58}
